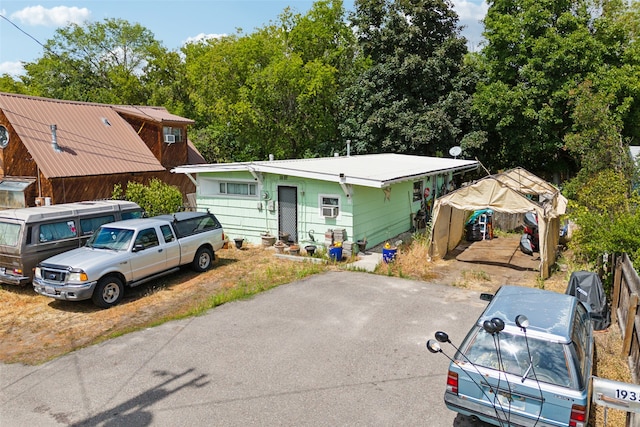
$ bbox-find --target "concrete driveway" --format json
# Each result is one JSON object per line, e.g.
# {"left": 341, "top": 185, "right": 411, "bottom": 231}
{"left": 1, "top": 272, "right": 489, "bottom": 426}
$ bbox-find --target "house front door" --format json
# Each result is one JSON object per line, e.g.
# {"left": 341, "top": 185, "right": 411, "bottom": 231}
{"left": 277, "top": 186, "right": 298, "bottom": 243}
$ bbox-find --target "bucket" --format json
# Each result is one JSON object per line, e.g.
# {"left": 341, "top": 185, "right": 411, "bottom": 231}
{"left": 382, "top": 248, "right": 397, "bottom": 263}
{"left": 328, "top": 246, "right": 343, "bottom": 262}
{"left": 261, "top": 235, "right": 276, "bottom": 247}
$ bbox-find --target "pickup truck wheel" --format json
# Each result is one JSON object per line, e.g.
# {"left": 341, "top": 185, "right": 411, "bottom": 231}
{"left": 92, "top": 276, "right": 124, "bottom": 308}
{"left": 192, "top": 247, "right": 213, "bottom": 272}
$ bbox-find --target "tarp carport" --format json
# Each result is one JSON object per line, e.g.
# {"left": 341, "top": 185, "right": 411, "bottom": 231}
{"left": 428, "top": 168, "right": 567, "bottom": 278}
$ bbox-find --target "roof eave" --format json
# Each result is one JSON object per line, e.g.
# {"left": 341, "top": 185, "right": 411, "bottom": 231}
{"left": 173, "top": 162, "right": 479, "bottom": 189}
{"left": 380, "top": 163, "right": 479, "bottom": 187}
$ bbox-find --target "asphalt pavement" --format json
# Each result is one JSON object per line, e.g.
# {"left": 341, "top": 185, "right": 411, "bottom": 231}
{"left": 1, "top": 271, "right": 489, "bottom": 426}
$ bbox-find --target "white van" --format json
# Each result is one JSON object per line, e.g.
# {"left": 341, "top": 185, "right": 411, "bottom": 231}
{"left": 0, "top": 200, "right": 143, "bottom": 286}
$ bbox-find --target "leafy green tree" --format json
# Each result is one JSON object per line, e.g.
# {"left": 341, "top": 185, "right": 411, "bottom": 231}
{"left": 0, "top": 74, "right": 27, "bottom": 94}
{"left": 185, "top": 0, "right": 359, "bottom": 162}
{"left": 568, "top": 170, "right": 640, "bottom": 268}
{"left": 470, "top": 0, "right": 639, "bottom": 176}
{"left": 338, "top": 0, "right": 473, "bottom": 156}
{"left": 113, "top": 179, "right": 183, "bottom": 217}
{"left": 562, "top": 80, "right": 635, "bottom": 199}
{"left": 22, "top": 18, "right": 182, "bottom": 106}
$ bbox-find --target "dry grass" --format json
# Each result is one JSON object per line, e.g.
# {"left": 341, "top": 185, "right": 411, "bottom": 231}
{"left": 591, "top": 328, "right": 630, "bottom": 426}
{"left": 373, "top": 238, "right": 439, "bottom": 281}
{"left": 0, "top": 245, "right": 327, "bottom": 365}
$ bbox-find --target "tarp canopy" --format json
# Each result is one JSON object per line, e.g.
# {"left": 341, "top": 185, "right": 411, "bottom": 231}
{"left": 428, "top": 167, "right": 567, "bottom": 278}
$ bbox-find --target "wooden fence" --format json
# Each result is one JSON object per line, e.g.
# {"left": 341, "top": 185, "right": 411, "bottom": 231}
{"left": 611, "top": 253, "right": 640, "bottom": 383}
{"left": 492, "top": 211, "right": 525, "bottom": 232}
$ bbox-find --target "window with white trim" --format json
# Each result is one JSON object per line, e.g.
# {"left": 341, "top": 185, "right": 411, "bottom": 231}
{"left": 163, "top": 126, "right": 183, "bottom": 143}
{"left": 413, "top": 181, "right": 423, "bottom": 202}
{"left": 219, "top": 182, "right": 257, "bottom": 196}
{"left": 319, "top": 195, "right": 340, "bottom": 218}
{"left": 198, "top": 178, "right": 259, "bottom": 198}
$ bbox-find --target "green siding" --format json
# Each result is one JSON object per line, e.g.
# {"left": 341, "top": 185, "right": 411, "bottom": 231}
{"left": 351, "top": 183, "right": 416, "bottom": 248}
{"left": 193, "top": 170, "right": 453, "bottom": 248}
{"left": 196, "top": 172, "right": 356, "bottom": 245}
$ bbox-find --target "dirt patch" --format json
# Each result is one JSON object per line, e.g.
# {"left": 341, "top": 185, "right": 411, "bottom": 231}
{"left": 0, "top": 245, "right": 323, "bottom": 365}
{"left": 427, "top": 235, "right": 550, "bottom": 292}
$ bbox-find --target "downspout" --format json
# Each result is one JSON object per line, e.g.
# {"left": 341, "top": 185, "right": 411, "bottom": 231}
{"left": 184, "top": 172, "right": 198, "bottom": 187}
{"left": 339, "top": 173, "right": 352, "bottom": 202}
{"left": 37, "top": 165, "right": 41, "bottom": 197}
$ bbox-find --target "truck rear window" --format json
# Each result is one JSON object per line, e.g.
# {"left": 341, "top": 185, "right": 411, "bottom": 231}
{"left": 122, "top": 211, "right": 143, "bottom": 220}
{"left": 173, "top": 215, "right": 221, "bottom": 237}
{"left": 0, "top": 222, "right": 21, "bottom": 246}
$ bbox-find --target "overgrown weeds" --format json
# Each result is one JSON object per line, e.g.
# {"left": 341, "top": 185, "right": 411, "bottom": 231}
{"left": 452, "top": 269, "right": 492, "bottom": 288}
{"left": 373, "top": 231, "right": 437, "bottom": 281}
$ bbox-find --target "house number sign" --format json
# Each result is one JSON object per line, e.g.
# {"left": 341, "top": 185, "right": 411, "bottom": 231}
{"left": 593, "top": 376, "right": 640, "bottom": 413}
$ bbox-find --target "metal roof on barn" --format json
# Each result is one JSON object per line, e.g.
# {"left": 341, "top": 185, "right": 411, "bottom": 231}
{"left": 172, "top": 154, "right": 479, "bottom": 188}
{"left": 112, "top": 105, "right": 195, "bottom": 125}
{"left": 0, "top": 92, "right": 171, "bottom": 179}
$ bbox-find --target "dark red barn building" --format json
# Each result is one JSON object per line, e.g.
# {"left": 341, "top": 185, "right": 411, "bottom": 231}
{"left": 0, "top": 92, "right": 204, "bottom": 208}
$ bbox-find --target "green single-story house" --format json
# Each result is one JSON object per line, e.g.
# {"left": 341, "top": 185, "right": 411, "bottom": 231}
{"left": 172, "top": 153, "right": 479, "bottom": 249}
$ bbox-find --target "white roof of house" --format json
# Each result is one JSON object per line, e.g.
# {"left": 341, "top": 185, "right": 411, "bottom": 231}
{"left": 172, "top": 153, "right": 479, "bottom": 188}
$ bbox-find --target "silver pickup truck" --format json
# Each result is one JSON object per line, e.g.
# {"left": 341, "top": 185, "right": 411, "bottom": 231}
{"left": 33, "top": 211, "right": 226, "bottom": 308}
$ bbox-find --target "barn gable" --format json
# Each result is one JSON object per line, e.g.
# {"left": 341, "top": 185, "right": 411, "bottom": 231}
{"left": 0, "top": 92, "right": 203, "bottom": 208}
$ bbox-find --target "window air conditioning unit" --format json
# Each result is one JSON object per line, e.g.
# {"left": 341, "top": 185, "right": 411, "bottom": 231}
{"left": 322, "top": 206, "right": 339, "bottom": 218}
{"left": 164, "top": 134, "right": 176, "bottom": 144}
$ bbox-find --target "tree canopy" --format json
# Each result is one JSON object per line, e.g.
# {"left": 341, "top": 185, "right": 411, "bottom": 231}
{"left": 1, "top": 0, "right": 638, "bottom": 176}
{"left": 468, "top": 0, "right": 640, "bottom": 177}
{"left": 338, "top": 0, "right": 475, "bottom": 156}
{"left": 184, "top": 0, "right": 359, "bottom": 162}
{"left": 22, "top": 18, "right": 183, "bottom": 106}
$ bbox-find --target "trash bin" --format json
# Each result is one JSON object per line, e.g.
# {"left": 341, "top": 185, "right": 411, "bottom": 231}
{"left": 329, "top": 246, "right": 343, "bottom": 261}
{"left": 382, "top": 247, "right": 397, "bottom": 263}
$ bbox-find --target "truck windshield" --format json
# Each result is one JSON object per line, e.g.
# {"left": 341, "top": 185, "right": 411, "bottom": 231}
{"left": 0, "top": 221, "right": 21, "bottom": 246}
{"left": 87, "top": 227, "right": 134, "bottom": 251}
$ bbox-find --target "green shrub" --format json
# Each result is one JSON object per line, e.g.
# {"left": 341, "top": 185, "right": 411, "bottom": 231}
{"left": 112, "top": 178, "right": 183, "bottom": 216}
{"left": 568, "top": 170, "right": 640, "bottom": 270}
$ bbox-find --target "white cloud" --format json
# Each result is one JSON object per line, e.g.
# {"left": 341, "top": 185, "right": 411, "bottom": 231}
{"left": 183, "top": 33, "right": 227, "bottom": 45}
{"left": 0, "top": 61, "right": 25, "bottom": 76}
{"left": 10, "top": 5, "right": 91, "bottom": 27}
{"left": 453, "top": 0, "right": 488, "bottom": 21}
{"left": 452, "top": 0, "right": 488, "bottom": 51}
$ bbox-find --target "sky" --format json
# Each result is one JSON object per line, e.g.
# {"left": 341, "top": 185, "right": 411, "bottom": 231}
{"left": 0, "top": 0, "right": 488, "bottom": 77}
